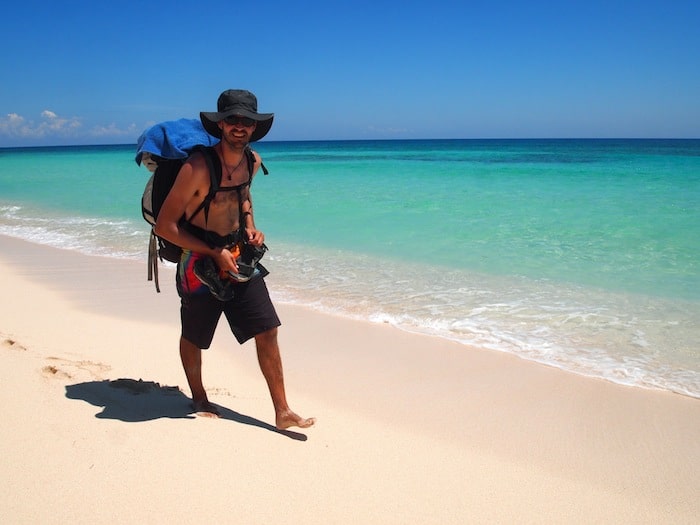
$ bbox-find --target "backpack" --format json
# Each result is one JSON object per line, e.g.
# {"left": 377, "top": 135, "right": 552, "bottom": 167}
{"left": 141, "top": 145, "right": 261, "bottom": 292}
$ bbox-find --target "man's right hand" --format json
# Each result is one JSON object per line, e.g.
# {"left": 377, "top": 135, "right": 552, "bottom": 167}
{"left": 213, "top": 246, "right": 240, "bottom": 275}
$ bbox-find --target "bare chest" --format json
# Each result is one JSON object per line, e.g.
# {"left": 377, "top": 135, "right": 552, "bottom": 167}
{"left": 189, "top": 183, "right": 249, "bottom": 234}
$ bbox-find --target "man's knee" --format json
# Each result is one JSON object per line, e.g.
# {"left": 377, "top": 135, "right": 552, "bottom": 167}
{"left": 255, "top": 326, "right": 278, "bottom": 346}
{"left": 180, "top": 336, "right": 201, "bottom": 353}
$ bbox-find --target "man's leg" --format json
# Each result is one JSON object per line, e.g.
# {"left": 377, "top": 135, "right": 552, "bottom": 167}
{"left": 180, "top": 337, "right": 220, "bottom": 417}
{"left": 255, "top": 327, "right": 315, "bottom": 429}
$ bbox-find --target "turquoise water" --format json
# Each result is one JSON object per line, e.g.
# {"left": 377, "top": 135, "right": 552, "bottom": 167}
{"left": 1, "top": 139, "right": 699, "bottom": 397}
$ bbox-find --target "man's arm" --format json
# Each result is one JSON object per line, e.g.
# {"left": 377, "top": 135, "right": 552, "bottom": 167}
{"left": 242, "top": 150, "right": 265, "bottom": 247}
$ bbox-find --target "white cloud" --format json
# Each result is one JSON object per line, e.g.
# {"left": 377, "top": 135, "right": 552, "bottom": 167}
{"left": 7, "top": 113, "right": 24, "bottom": 123}
{"left": 0, "top": 110, "right": 141, "bottom": 145}
{"left": 0, "top": 110, "right": 82, "bottom": 138}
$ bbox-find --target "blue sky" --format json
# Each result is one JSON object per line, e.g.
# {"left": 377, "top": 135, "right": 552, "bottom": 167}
{"left": 1, "top": 0, "right": 698, "bottom": 146}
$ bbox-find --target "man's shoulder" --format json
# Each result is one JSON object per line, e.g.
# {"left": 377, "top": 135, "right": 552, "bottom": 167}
{"left": 186, "top": 149, "right": 217, "bottom": 175}
{"left": 171, "top": 152, "right": 214, "bottom": 193}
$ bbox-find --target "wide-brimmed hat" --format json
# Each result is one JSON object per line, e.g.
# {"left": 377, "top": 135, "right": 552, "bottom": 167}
{"left": 200, "top": 89, "right": 274, "bottom": 142}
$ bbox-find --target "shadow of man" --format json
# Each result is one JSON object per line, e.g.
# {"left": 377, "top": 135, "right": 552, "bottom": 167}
{"left": 65, "top": 378, "right": 307, "bottom": 441}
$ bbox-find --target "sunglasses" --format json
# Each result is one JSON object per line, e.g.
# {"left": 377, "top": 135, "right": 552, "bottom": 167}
{"left": 224, "top": 116, "right": 256, "bottom": 127}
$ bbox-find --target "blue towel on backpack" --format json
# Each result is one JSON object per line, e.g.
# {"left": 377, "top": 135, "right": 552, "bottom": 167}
{"left": 135, "top": 118, "right": 218, "bottom": 165}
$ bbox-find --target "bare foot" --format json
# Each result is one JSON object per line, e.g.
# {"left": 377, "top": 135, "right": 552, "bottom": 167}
{"left": 276, "top": 410, "right": 315, "bottom": 430}
{"left": 192, "top": 399, "right": 220, "bottom": 418}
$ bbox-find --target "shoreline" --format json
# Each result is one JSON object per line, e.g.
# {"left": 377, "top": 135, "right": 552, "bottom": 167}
{"left": 1, "top": 234, "right": 698, "bottom": 523}
{"left": 3, "top": 223, "right": 696, "bottom": 401}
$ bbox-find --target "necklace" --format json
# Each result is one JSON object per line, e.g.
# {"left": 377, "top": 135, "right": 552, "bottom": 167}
{"left": 223, "top": 154, "right": 245, "bottom": 181}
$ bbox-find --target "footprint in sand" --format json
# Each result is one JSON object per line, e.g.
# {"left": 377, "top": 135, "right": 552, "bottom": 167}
{"left": 42, "top": 356, "right": 111, "bottom": 381}
{"left": 0, "top": 336, "right": 112, "bottom": 382}
{"left": 2, "top": 337, "right": 27, "bottom": 351}
{"left": 206, "top": 386, "right": 234, "bottom": 397}
{"left": 42, "top": 364, "right": 73, "bottom": 379}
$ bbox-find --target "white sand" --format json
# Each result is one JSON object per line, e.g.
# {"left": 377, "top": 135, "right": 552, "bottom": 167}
{"left": 1, "top": 235, "right": 698, "bottom": 524}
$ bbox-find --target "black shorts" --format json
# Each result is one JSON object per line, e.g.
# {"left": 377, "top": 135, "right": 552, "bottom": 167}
{"left": 177, "top": 251, "right": 281, "bottom": 348}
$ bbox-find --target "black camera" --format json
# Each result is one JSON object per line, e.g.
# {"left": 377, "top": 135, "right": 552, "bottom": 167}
{"left": 230, "top": 242, "right": 268, "bottom": 280}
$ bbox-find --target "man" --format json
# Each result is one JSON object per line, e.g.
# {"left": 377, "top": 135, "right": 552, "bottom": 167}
{"left": 155, "top": 89, "right": 314, "bottom": 430}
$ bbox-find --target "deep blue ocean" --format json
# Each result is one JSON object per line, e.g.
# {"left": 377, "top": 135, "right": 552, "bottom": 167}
{"left": 1, "top": 139, "right": 698, "bottom": 398}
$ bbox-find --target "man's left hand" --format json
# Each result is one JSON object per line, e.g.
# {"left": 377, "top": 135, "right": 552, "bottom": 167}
{"left": 246, "top": 228, "right": 265, "bottom": 247}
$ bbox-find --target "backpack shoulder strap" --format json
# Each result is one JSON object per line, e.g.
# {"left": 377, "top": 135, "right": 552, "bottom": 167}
{"left": 236, "top": 146, "right": 267, "bottom": 237}
{"left": 245, "top": 146, "right": 268, "bottom": 177}
{"left": 186, "top": 146, "right": 222, "bottom": 224}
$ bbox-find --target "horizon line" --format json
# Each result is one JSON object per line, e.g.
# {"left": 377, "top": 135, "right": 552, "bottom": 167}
{"left": 2, "top": 137, "right": 700, "bottom": 150}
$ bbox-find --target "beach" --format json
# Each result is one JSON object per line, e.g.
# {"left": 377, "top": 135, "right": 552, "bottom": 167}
{"left": 1, "top": 233, "right": 698, "bottom": 524}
